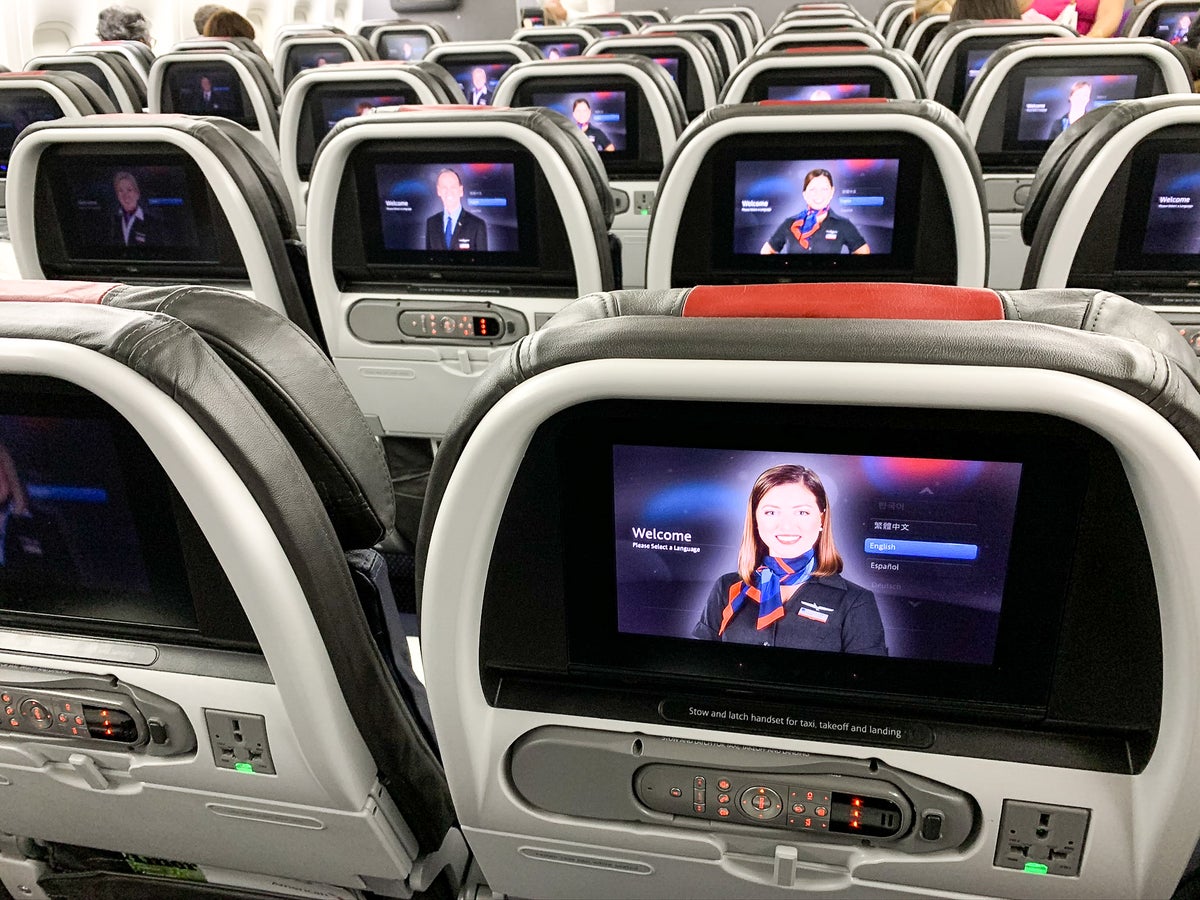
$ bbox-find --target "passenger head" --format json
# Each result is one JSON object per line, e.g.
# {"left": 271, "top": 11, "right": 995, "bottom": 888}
{"left": 572, "top": 97, "right": 592, "bottom": 125}
{"left": 203, "top": 8, "right": 256, "bottom": 40}
{"left": 193, "top": 3, "right": 222, "bottom": 35}
{"left": 435, "top": 168, "right": 464, "bottom": 212}
{"left": 912, "top": 0, "right": 953, "bottom": 19}
{"left": 97, "top": 5, "right": 152, "bottom": 45}
{"left": 737, "top": 465, "right": 842, "bottom": 582}
{"left": 948, "top": 0, "right": 1020, "bottom": 21}
{"left": 802, "top": 168, "right": 835, "bottom": 211}
{"left": 113, "top": 171, "right": 141, "bottom": 214}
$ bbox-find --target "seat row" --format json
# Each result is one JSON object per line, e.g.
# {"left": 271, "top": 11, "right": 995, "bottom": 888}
{"left": 0, "top": 272, "right": 1198, "bottom": 899}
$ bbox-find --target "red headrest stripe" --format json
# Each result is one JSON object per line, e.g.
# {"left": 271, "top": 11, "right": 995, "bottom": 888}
{"left": 0, "top": 280, "right": 117, "bottom": 305}
{"left": 758, "top": 97, "right": 881, "bottom": 105}
{"left": 682, "top": 283, "right": 1003, "bottom": 320}
{"left": 783, "top": 45, "right": 870, "bottom": 53}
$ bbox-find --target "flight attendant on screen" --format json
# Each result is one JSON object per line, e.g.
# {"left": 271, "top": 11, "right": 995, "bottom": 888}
{"left": 693, "top": 464, "right": 887, "bottom": 654}
{"left": 760, "top": 168, "right": 871, "bottom": 255}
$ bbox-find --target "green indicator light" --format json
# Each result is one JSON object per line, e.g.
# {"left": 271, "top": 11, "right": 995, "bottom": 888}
{"left": 234, "top": 762, "right": 254, "bottom": 773}
{"left": 1024, "top": 862, "right": 1049, "bottom": 875}
{"left": 640, "top": 209, "right": 651, "bottom": 215}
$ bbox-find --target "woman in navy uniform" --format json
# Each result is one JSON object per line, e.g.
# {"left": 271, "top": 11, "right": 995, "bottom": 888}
{"left": 693, "top": 464, "right": 887, "bottom": 655}
{"left": 760, "top": 168, "right": 871, "bottom": 255}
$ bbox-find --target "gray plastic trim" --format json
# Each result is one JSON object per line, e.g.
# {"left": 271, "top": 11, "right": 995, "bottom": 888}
{"left": 6, "top": 125, "right": 289, "bottom": 317}
{"left": 0, "top": 629, "right": 158, "bottom": 666}
{"left": 645, "top": 111, "right": 988, "bottom": 288}
{"left": 422, "top": 357, "right": 1200, "bottom": 898}
{"left": 723, "top": 53, "right": 918, "bottom": 103}
{"left": 754, "top": 30, "right": 886, "bottom": 54}
{"left": 68, "top": 42, "right": 152, "bottom": 80}
{"left": 147, "top": 52, "right": 280, "bottom": 160}
{"left": 1033, "top": 103, "right": 1200, "bottom": 287}
{"left": 279, "top": 65, "right": 452, "bottom": 223}
{"left": 491, "top": 58, "right": 683, "bottom": 164}
{"left": 960, "top": 38, "right": 1194, "bottom": 144}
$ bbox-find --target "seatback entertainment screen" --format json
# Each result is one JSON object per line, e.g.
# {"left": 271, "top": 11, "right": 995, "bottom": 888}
{"left": 964, "top": 48, "right": 994, "bottom": 95}
{"left": 733, "top": 157, "right": 900, "bottom": 256}
{"left": 1140, "top": 152, "right": 1200, "bottom": 255}
{"left": 765, "top": 83, "right": 872, "bottom": 101}
{"left": 51, "top": 162, "right": 216, "bottom": 262}
{"left": 613, "top": 446, "right": 1022, "bottom": 664}
{"left": 651, "top": 55, "right": 681, "bottom": 82}
{"left": 529, "top": 89, "right": 627, "bottom": 153}
{"left": 0, "top": 413, "right": 195, "bottom": 631}
{"left": 374, "top": 161, "right": 520, "bottom": 253}
{"left": 1015, "top": 73, "right": 1138, "bottom": 142}
{"left": 1152, "top": 8, "right": 1196, "bottom": 44}
{"left": 444, "top": 61, "right": 513, "bottom": 106}
{"left": 380, "top": 32, "right": 430, "bottom": 61}
{"left": 165, "top": 64, "right": 249, "bottom": 125}
{"left": 538, "top": 41, "right": 584, "bottom": 59}
{"left": 0, "top": 90, "right": 64, "bottom": 175}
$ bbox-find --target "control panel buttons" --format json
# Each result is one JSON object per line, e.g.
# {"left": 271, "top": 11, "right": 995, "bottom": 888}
{"left": 20, "top": 700, "right": 52, "bottom": 729}
{"left": 921, "top": 813, "right": 943, "bottom": 841}
{"left": 669, "top": 787, "right": 682, "bottom": 798}
{"left": 397, "top": 311, "right": 505, "bottom": 341}
{"left": 740, "top": 787, "right": 784, "bottom": 821}
{"left": 717, "top": 779, "right": 731, "bottom": 791}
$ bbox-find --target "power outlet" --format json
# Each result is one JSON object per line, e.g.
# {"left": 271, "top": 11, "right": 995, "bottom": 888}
{"left": 204, "top": 709, "right": 275, "bottom": 775}
{"left": 633, "top": 190, "right": 655, "bottom": 217}
{"left": 994, "top": 800, "right": 1089, "bottom": 877}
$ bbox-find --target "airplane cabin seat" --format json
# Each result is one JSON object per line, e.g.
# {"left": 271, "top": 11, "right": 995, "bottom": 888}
{"left": 279, "top": 60, "right": 467, "bottom": 228}
{"left": 645, "top": 99, "right": 988, "bottom": 289}
{"left": 643, "top": 22, "right": 741, "bottom": 84}
{"left": 959, "top": 36, "right": 1191, "bottom": 291}
{"left": 6, "top": 115, "right": 324, "bottom": 348}
{"left": 68, "top": 40, "right": 155, "bottom": 82}
{"left": 900, "top": 12, "right": 950, "bottom": 65}
{"left": 584, "top": 33, "right": 723, "bottom": 122}
{"left": 676, "top": 12, "right": 757, "bottom": 59}
{"left": 1020, "top": 94, "right": 1200, "bottom": 352}
{"left": 876, "top": 0, "right": 917, "bottom": 32}
{"left": 511, "top": 25, "right": 603, "bottom": 60}
{"left": 24, "top": 54, "right": 143, "bottom": 114}
{"left": 705, "top": 5, "right": 764, "bottom": 43}
{"left": 493, "top": 54, "right": 687, "bottom": 289}
{"left": 921, "top": 20, "right": 1081, "bottom": 111}
{"left": 754, "top": 30, "right": 888, "bottom": 54}
{"left": 370, "top": 23, "right": 450, "bottom": 62}
{"left": 720, "top": 47, "right": 927, "bottom": 103}
{"left": 304, "top": 104, "right": 616, "bottom": 441}
{"left": 1121, "top": 0, "right": 1200, "bottom": 40}
{"left": 273, "top": 33, "right": 378, "bottom": 90}
{"left": 423, "top": 40, "right": 544, "bottom": 105}
{"left": 0, "top": 278, "right": 463, "bottom": 900}
{"left": 417, "top": 279, "right": 1200, "bottom": 900}
{"left": 149, "top": 50, "right": 284, "bottom": 160}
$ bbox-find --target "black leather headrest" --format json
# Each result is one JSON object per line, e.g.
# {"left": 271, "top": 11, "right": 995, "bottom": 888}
{"left": 0, "top": 279, "right": 394, "bottom": 548}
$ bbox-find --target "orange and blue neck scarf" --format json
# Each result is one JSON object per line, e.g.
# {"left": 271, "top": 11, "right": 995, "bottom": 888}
{"left": 719, "top": 549, "right": 816, "bottom": 635}
{"left": 789, "top": 206, "right": 830, "bottom": 250}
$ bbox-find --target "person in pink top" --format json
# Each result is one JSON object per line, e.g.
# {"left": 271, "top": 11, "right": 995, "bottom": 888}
{"left": 1025, "top": 0, "right": 1124, "bottom": 34}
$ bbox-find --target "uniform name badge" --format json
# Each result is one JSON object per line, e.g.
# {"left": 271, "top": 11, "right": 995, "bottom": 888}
{"left": 797, "top": 600, "right": 831, "bottom": 623}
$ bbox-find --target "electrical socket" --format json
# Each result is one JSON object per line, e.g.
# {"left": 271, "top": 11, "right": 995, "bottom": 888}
{"left": 994, "top": 800, "right": 1089, "bottom": 877}
{"left": 204, "top": 709, "right": 275, "bottom": 775}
